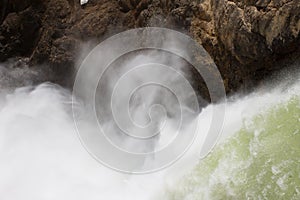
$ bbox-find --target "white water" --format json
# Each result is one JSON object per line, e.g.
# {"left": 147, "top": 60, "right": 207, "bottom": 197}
{"left": 0, "top": 64, "right": 299, "bottom": 199}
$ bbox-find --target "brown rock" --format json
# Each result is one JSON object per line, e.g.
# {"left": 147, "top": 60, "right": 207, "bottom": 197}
{"left": 0, "top": 0, "right": 299, "bottom": 97}
{"left": 190, "top": 0, "right": 300, "bottom": 93}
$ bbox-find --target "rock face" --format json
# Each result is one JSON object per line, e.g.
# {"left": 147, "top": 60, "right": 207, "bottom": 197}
{"left": 190, "top": 0, "right": 300, "bottom": 92}
{"left": 0, "top": 0, "right": 299, "bottom": 94}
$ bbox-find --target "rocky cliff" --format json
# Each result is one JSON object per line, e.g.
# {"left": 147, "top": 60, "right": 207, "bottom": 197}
{"left": 0, "top": 0, "right": 299, "bottom": 94}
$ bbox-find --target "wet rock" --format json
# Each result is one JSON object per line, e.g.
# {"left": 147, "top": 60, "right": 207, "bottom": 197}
{"left": 190, "top": 0, "right": 300, "bottom": 92}
{"left": 0, "top": 0, "right": 299, "bottom": 97}
{"left": 0, "top": 6, "right": 41, "bottom": 61}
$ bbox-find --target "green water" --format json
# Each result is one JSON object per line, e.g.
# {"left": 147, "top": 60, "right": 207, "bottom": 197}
{"left": 167, "top": 96, "right": 300, "bottom": 200}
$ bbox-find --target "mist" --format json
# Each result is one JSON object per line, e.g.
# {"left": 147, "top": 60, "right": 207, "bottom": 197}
{"left": 0, "top": 59, "right": 299, "bottom": 199}
{"left": 0, "top": 26, "right": 299, "bottom": 199}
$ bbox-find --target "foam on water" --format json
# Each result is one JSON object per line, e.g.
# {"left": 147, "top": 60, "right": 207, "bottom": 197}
{"left": 164, "top": 76, "right": 300, "bottom": 199}
{"left": 0, "top": 66, "right": 299, "bottom": 199}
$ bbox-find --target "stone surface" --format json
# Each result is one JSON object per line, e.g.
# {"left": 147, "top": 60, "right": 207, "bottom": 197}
{"left": 0, "top": 0, "right": 299, "bottom": 96}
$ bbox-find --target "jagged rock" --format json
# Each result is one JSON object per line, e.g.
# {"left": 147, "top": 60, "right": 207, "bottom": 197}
{"left": 0, "top": 0, "right": 299, "bottom": 96}
{"left": 0, "top": 4, "right": 41, "bottom": 61}
{"left": 190, "top": 0, "right": 300, "bottom": 92}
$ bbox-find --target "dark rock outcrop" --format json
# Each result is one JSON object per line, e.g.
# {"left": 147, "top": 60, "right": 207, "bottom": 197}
{"left": 0, "top": 0, "right": 299, "bottom": 95}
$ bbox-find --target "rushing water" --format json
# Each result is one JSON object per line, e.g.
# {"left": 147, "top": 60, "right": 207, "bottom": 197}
{"left": 0, "top": 62, "right": 299, "bottom": 199}
{"left": 166, "top": 90, "right": 300, "bottom": 200}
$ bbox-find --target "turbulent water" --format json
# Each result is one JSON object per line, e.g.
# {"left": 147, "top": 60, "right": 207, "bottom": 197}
{"left": 0, "top": 63, "right": 299, "bottom": 199}
{"left": 166, "top": 89, "right": 300, "bottom": 199}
